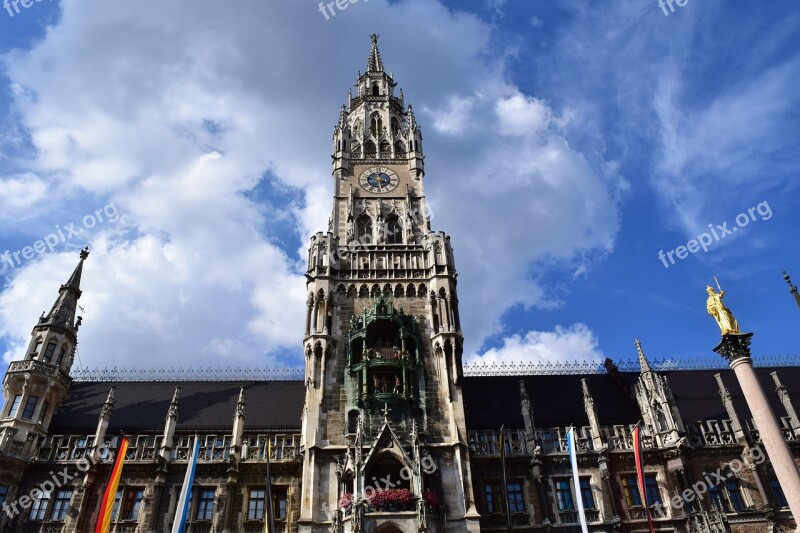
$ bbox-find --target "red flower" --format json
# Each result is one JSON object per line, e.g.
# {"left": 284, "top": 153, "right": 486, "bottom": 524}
{"left": 368, "top": 488, "right": 413, "bottom": 508}
{"left": 424, "top": 489, "right": 440, "bottom": 510}
{"left": 339, "top": 493, "right": 353, "bottom": 509}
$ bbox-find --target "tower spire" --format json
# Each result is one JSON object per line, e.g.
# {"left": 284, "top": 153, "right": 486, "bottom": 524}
{"left": 783, "top": 270, "right": 800, "bottom": 310}
{"left": 366, "top": 33, "right": 384, "bottom": 72}
{"left": 40, "top": 247, "right": 89, "bottom": 333}
{"left": 634, "top": 338, "right": 652, "bottom": 373}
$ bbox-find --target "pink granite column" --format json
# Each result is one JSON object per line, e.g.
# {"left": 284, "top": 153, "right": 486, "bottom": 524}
{"left": 731, "top": 356, "right": 800, "bottom": 522}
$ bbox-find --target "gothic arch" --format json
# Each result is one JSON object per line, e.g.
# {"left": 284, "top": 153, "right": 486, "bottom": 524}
{"left": 375, "top": 522, "right": 405, "bottom": 533}
{"left": 370, "top": 112, "right": 382, "bottom": 137}
{"left": 371, "top": 284, "right": 381, "bottom": 297}
{"left": 394, "top": 284, "right": 404, "bottom": 298}
{"left": 385, "top": 215, "right": 402, "bottom": 244}
{"left": 347, "top": 284, "right": 357, "bottom": 297}
{"left": 418, "top": 283, "right": 426, "bottom": 296}
{"left": 357, "top": 214, "right": 373, "bottom": 243}
{"left": 406, "top": 284, "right": 416, "bottom": 298}
{"left": 359, "top": 285, "right": 369, "bottom": 298}
{"left": 364, "top": 141, "right": 377, "bottom": 157}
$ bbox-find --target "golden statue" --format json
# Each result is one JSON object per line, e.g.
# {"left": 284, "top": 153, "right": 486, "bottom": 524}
{"left": 706, "top": 284, "right": 740, "bottom": 335}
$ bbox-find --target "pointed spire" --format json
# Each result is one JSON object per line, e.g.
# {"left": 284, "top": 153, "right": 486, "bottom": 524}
{"left": 634, "top": 338, "right": 652, "bottom": 373}
{"left": 366, "top": 33, "right": 384, "bottom": 72}
{"left": 783, "top": 270, "right": 800, "bottom": 310}
{"left": 236, "top": 386, "right": 246, "bottom": 419}
{"left": 40, "top": 247, "right": 89, "bottom": 333}
{"left": 167, "top": 386, "right": 181, "bottom": 420}
{"left": 100, "top": 387, "right": 116, "bottom": 418}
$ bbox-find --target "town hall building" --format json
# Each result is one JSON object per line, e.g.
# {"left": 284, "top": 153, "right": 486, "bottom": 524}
{"left": 1, "top": 35, "right": 799, "bottom": 533}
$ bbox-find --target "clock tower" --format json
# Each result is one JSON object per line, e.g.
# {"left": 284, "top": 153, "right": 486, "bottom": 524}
{"left": 298, "top": 35, "right": 480, "bottom": 533}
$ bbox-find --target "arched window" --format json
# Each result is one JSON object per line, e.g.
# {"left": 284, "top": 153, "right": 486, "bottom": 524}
{"left": 350, "top": 142, "right": 361, "bottom": 158}
{"left": 394, "top": 141, "right": 406, "bottom": 158}
{"left": 380, "top": 141, "right": 391, "bottom": 157}
{"left": 364, "top": 141, "right": 377, "bottom": 157}
{"left": 372, "top": 82, "right": 380, "bottom": 96}
{"left": 357, "top": 216, "right": 373, "bottom": 243}
{"left": 370, "top": 113, "right": 383, "bottom": 137}
{"left": 386, "top": 216, "right": 402, "bottom": 244}
{"left": 391, "top": 117, "right": 400, "bottom": 135}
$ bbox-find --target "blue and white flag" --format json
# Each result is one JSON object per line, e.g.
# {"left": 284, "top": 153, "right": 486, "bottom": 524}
{"left": 567, "top": 427, "right": 589, "bottom": 533}
{"left": 171, "top": 436, "right": 201, "bottom": 533}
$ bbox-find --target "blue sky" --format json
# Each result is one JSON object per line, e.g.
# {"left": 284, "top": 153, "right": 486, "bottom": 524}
{"left": 0, "top": 0, "right": 798, "bottom": 375}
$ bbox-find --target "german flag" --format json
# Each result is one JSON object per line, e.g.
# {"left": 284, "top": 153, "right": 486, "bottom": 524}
{"left": 95, "top": 436, "right": 130, "bottom": 533}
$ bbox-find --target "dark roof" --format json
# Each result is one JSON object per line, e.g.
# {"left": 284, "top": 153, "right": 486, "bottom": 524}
{"left": 462, "top": 366, "right": 800, "bottom": 430}
{"left": 49, "top": 381, "right": 305, "bottom": 433}
{"left": 49, "top": 366, "right": 800, "bottom": 434}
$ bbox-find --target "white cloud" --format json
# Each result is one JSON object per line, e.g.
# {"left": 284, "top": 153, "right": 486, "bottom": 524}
{"left": 0, "top": 0, "right": 622, "bottom": 369}
{"left": 468, "top": 324, "right": 603, "bottom": 365}
{"left": 0, "top": 173, "right": 48, "bottom": 215}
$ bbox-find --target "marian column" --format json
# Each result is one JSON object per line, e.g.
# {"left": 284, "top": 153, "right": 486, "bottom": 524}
{"left": 707, "top": 284, "right": 800, "bottom": 523}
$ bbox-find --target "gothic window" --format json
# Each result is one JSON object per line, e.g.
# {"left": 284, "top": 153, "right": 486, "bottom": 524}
{"left": 273, "top": 488, "right": 288, "bottom": 520}
{"left": 409, "top": 139, "right": 414, "bottom": 151}
{"left": 391, "top": 117, "right": 400, "bottom": 135}
{"left": 621, "top": 476, "right": 642, "bottom": 506}
{"left": 357, "top": 215, "right": 373, "bottom": 243}
{"left": 350, "top": 142, "right": 361, "bottom": 157}
{"left": 372, "top": 82, "right": 379, "bottom": 96}
{"left": 507, "top": 482, "right": 524, "bottom": 513}
{"left": 645, "top": 476, "right": 661, "bottom": 505}
{"left": 38, "top": 401, "right": 49, "bottom": 425}
{"left": 31, "top": 338, "right": 42, "bottom": 357}
{"left": 771, "top": 479, "right": 788, "bottom": 508}
{"left": 56, "top": 344, "right": 68, "bottom": 365}
{"left": 42, "top": 341, "right": 56, "bottom": 363}
{"left": 394, "top": 141, "right": 406, "bottom": 157}
{"left": 725, "top": 479, "right": 747, "bottom": 511}
{"left": 347, "top": 410, "right": 359, "bottom": 433}
{"left": 30, "top": 490, "right": 51, "bottom": 520}
{"left": 50, "top": 489, "right": 73, "bottom": 521}
{"left": 555, "top": 479, "right": 573, "bottom": 511}
{"left": 709, "top": 482, "right": 729, "bottom": 512}
{"left": 386, "top": 216, "right": 402, "bottom": 244}
{"left": 380, "top": 141, "right": 391, "bottom": 157}
{"left": 21, "top": 396, "right": 38, "bottom": 420}
{"left": 113, "top": 488, "right": 144, "bottom": 521}
{"left": 195, "top": 488, "right": 216, "bottom": 521}
{"left": 580, "top": 478, "right": 595, "bottom": 509}
{"left": 364, "top": 141, "right": 377, "bottom": 157}
{"left": 370, "top": 113, "right": 382, "bottom": 137}
{"left": 655, "top": 406, "right": 668, "bottom": 432}
{"left": 7, "top": 394, "right": 22, "bottom": 417}
{"left": 248, "top": 488, "right": 266, "bottom": 520}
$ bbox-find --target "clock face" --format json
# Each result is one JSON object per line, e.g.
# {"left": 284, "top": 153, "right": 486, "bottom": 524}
{"left": 359, "top": 167, "right": 399, "bottom": 193}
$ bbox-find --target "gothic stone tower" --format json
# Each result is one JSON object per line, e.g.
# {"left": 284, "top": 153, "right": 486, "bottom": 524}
{"left": 298, "top": 36, "right": 480, "bottom": 533}
{"left": 0, "top": 249, "right": 87, "bottom": 510}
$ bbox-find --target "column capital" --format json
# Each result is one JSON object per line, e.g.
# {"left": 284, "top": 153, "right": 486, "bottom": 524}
{"left": 713, "top": 332, "right": 754, "bottom": 364}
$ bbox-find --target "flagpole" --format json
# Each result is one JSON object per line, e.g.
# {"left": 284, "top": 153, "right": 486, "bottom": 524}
{"left": 632, "top": 423, "right": 655, "bottom": 533}
{"left": 567, "top": 427, "right": 589, "bottom": 533}
{"left": 500, "top": 425, "right": 512, "bottom": 533}
{"left": 265, "top": 433, "right": 276, "bottom": 533}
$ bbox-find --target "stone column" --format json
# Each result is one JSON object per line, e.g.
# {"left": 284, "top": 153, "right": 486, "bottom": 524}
{"left": 715, "top": 333, "right": 800, "bottom": 522}
{"left": 772, "top": 371, "right": 800, "bottom": 438}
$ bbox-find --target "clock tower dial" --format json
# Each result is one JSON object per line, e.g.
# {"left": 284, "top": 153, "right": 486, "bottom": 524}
{"left": 359, "top": 167, "right": 399, "bottom": 194}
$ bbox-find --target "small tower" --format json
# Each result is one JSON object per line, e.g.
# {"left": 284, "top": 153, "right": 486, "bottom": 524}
{"left": 633, "top": 339, "right": 684, "bottom": 447}
{"left": 0, "top": 248, "right": 89, "bottom": 458}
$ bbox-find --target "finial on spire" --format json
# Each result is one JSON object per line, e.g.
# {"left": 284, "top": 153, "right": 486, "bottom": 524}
{"left": 366, "top": 33, "right": 384, "bottom": 72}
{"left": 784, "top": 270, "right": 800, "bottom": 310}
